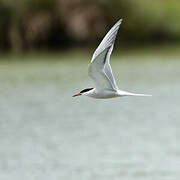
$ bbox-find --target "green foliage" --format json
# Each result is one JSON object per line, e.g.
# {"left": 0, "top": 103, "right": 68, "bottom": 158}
{"left": 25, "top": 0, "right": 57, "bottom": 13}
{"left": 103, "top": 0, "right": 180, "bottom": 41}
{"left": 0, "top": 0, "right": 180, "bottom": 52}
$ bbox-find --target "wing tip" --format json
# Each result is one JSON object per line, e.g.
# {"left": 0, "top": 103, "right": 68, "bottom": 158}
{"left": 117, "top": 19, "right": 123, "bottom": 25}
{"left": 113, "top": 19, "right": 123, "bottom": 29}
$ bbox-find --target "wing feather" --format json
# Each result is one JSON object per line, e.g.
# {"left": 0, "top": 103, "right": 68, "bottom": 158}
{"left": 88, "top": 19, "right": 122, "bottom": 90}
{"left": 88, "top": 47, "right": 114, "bottom": 90}
{"left": 91, "top": 19, "right": 122, "bottom": 62}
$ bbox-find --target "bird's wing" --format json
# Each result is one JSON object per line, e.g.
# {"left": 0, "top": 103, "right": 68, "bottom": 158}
{"left": 88, "top": 19, "right": 122, "bottom": 91}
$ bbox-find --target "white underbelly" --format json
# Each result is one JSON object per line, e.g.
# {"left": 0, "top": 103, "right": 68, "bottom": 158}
{"left": 88, "top": 90, "right": 120, "bottom": 99}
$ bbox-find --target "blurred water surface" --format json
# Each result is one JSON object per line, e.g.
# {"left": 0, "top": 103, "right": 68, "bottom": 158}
{"left": 0, "top": 52, "right": 180, "bottom": 180}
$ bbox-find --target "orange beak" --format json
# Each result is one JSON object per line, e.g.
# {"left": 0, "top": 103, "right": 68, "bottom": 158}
{"left": 72, "top": 93, "right": 82, "bottom": 97}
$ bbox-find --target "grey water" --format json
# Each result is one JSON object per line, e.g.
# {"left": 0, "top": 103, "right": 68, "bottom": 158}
{"left": 0, "top": 54, "right": 180, "bottom": 180}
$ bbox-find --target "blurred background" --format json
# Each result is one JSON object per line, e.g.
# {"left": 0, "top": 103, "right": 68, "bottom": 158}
{"left": 0, "top": 0, "right": 180, "bottom": 180}
{"left": 0, "top": 0, "right": 180, "bottom": 52}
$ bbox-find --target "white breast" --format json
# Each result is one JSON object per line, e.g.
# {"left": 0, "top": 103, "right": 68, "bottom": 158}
{"left": 87, "top": 89, "right": 119, "bottom": 99}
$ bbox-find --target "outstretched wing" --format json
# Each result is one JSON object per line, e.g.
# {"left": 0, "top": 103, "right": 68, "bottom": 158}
{"left": 88, "top": 19, "right": 122, "bottom": 91}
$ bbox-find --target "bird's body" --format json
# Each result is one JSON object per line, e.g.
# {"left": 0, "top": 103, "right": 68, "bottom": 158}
{"left": 84, "top": 88, "right": 119, "bottom": 99}
{"left": 84, "top": 88, "right": 151, "bottom": 99}
{"left": 73, "top": 19, "right": 151, "bottom": 99}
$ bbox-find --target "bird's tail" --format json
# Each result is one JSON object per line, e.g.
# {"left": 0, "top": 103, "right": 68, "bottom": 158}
{"left": 118, "top": 90, "right": 152, "bottom": 97}
{"left": 128, "top": 93, "right": 152, "bottom": 97}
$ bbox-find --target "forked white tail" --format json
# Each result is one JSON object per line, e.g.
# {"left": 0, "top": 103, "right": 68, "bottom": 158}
{"left": 128, "top": 93, "right": 152, "bottom": 97}
{"left": 118, "top": 90, "right": 152, "bottom": 97}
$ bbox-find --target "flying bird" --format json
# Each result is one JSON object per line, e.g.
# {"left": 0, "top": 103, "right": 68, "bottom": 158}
{"left": 73, "top": 19, "right": 151, "bottom": 99}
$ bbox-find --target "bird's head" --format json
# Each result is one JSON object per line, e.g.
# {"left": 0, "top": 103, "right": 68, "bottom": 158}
{"left": 73, "top": 88, "right": 94, "bottom": 97}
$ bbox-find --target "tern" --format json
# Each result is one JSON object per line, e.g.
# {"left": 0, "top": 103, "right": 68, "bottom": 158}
{"left": 73, "top": 19, "right": 151, "bottom": 99}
